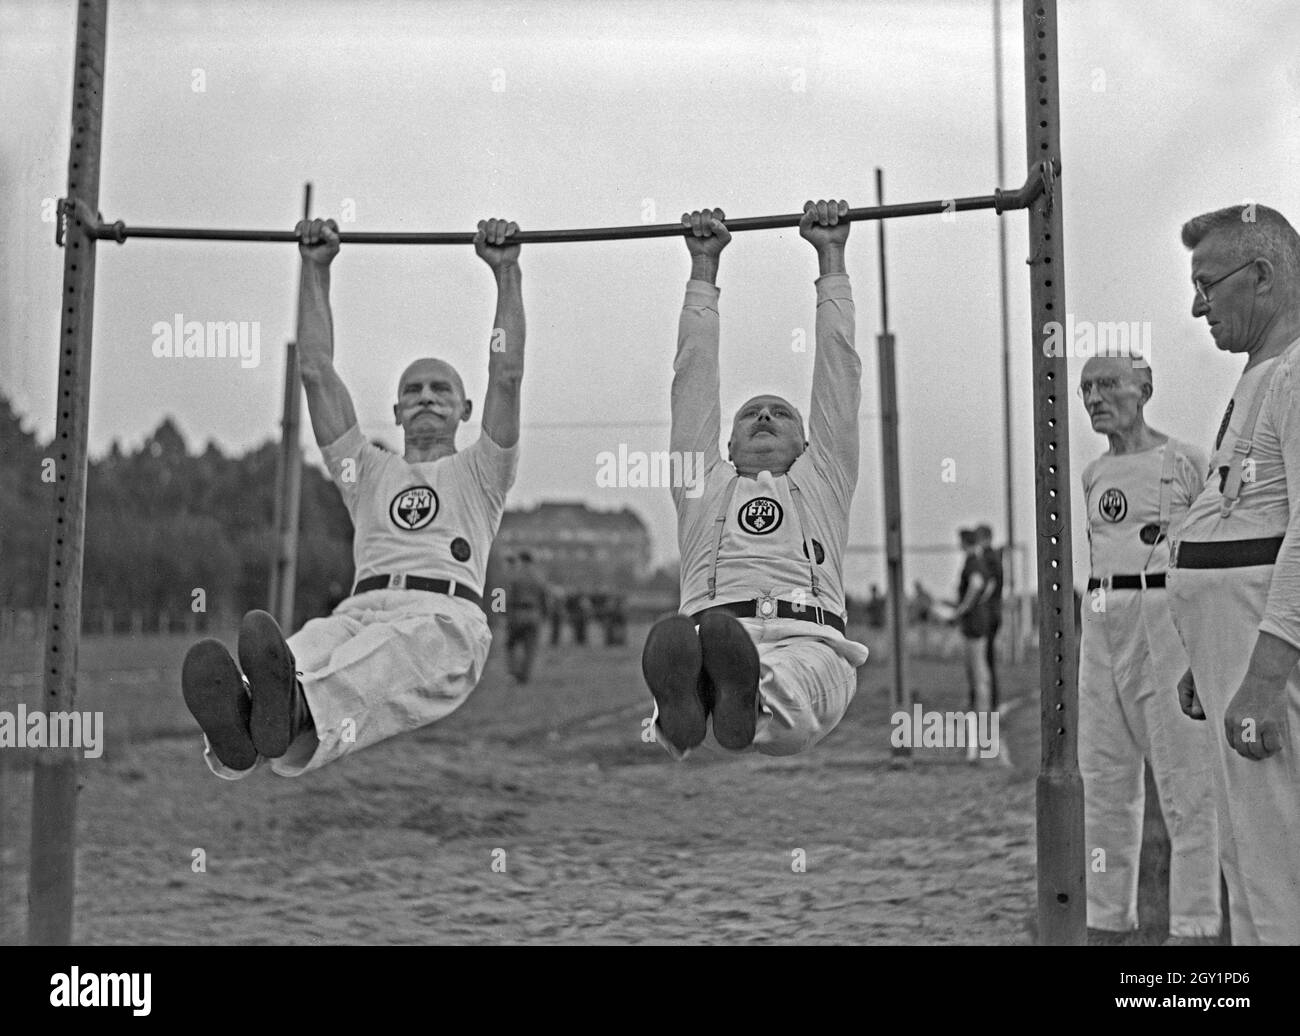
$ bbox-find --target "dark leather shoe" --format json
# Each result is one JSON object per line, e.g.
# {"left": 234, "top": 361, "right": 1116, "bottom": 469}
{"left": 239, "top": 610, "right": 313, "bottom": 758}
{"left": 182, "top": 638, "right": 257, "bottom": 771}
{"left": 641, "top": 615, "right": 708, "bottom": 751}
{"left": 698, "top": 611, "right": 760, "bottom": 750}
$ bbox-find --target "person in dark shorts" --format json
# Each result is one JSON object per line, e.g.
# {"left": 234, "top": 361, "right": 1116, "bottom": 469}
{"left": 952, "top": 528, "right": 992, "bottom": 756}
{"left": 975, "top": 524, "right": 1003, "bottom": 709}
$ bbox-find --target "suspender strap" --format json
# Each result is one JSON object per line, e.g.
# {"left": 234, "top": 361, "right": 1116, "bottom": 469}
{"left": 1220, "top": 374, "right": 1271, "bottom": 518}
{"left": 786, "top": 474, "right": 822, "bottom": 598}
{"left": 1157, "top": 441, "right": 1176, "bottom": 538}
{"left": 707, "top": 475, "right": 740, "bottom": 600}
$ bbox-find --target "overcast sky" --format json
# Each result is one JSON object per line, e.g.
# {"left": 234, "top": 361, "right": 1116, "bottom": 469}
{"left": 4, "top": 0, "right": 1299, "bottom": 597}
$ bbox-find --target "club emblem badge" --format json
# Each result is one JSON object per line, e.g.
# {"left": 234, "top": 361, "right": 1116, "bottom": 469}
{"left": 389, "top": 486, "right": 439, "bottom": 531}
{"left": 738, "top": 497, "right": 784, "bottom": 535}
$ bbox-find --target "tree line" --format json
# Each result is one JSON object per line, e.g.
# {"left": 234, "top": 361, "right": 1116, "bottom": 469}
{"left": 1, "top": 393, "right": 354, "bottom": 631}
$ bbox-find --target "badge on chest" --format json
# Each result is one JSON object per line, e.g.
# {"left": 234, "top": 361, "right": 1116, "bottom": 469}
{"left": 1097, "top": 487, "right": 1127, "bottom": 523}
{"left": 389, "top": 485, "right": 439, "bottom": 531}
{"left": 737, "top": 497, "right": 784, "bottom": 535}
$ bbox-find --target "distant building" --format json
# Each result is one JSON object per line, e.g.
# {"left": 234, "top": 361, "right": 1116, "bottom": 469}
{"left": 490, "top": 501, "right": 652, "bottom": 590}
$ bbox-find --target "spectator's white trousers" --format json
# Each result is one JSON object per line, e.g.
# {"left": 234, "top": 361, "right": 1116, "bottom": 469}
{"left": 202, "top": 590, "right": 491, "bottom": 779}
{"left": 1168, "top": 566, "right": 1300, "bottom": 945}
{"left": 1079, "top": 586, "right": 1221, "bottom": 938}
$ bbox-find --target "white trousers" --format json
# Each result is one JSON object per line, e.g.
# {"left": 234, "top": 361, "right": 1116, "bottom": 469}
{"left": 203, "top": 590, "right": 492, "bottom": 780}
{"left": 1168, "top": 566, "right": 1300, "bottom": 945}
{"left": 1079, "top": 586, "right": 1221, "bottom": 937}
{"left": 653, "top": 618, "right": 862, "bottom": 760}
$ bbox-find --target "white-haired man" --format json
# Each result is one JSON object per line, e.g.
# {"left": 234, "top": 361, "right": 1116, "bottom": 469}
{"left": 1076, "top": 354, "right": 1220, "bottom": 945}
{"left": 641, "top": 201, "right": 868, "bottom": 759}
{"left": 1168, "top": 203, "right": 1300, "bottom": 944}
{"left": 181, "top": 215, "right": 525, "bottom": 779}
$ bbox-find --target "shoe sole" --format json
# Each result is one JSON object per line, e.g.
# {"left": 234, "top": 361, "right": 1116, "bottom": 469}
{"left": 239, "top": 610, "right": 297, "bottom": 759}
{"left": 641, "top": 616, "right": 707, "bottom": 751}
{"left": 698, "top": 612, "right": 760, "bottom": 751}
{"left": 182, "top": 639, "right": 257, "bottom": 771}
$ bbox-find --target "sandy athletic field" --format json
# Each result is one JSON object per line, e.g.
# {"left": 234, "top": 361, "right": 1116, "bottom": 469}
{"left": 2, "top": 621, "right": 1106, "bottom": 944}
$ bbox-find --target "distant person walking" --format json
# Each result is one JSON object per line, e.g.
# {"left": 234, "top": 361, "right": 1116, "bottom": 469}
{"left": 505, "top": 551, "right": 549, "bottom": 683}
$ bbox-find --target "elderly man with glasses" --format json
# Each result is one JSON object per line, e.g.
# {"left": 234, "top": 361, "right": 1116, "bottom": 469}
{"left": 1075, "top": 355, "right": 1219, "bottom": 945}
{"left": 1167, "top": 203, "right": 1300, "bottom": 945}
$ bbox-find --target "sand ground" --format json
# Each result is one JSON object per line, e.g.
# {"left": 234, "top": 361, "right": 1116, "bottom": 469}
{"left": 1, "top": 622, "right": 1071, "bottom": 944}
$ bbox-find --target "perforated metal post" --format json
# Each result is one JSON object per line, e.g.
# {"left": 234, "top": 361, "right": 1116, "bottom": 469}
{"left": 28, "top": 0, "right": 107, "bottom": 945}
{"left": 1024, "top": 0, "right": 1085, "bottom": 945}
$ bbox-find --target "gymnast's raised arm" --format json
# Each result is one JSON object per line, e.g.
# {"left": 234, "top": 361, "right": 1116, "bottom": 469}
{"left": 476, "top": 218, "right": 525, "bottom": 450}
{"left": 802, "top": 199, "right": 861, "bottom": 503}
{"left": 295, "top": 218, "right": 360, "bottom": 449}
{"left": 670, "top": 208, "right": 730, "bottom": 475}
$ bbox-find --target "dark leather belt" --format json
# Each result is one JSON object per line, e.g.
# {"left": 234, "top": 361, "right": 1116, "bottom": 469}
{"left": 1173, "top": 537, "right": 1284, "bottom": 570}
{"left": 353, "top": 574, "right": 483, "bottom": 607}
{"left": 692, "top": 599, "right": 846, "bottom": 634}
{"left": 1086, "top": 573, "right": 1166, "bottom": 591}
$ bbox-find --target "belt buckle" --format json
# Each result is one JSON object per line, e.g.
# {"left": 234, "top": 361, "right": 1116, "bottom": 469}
{"left": 389, "top": 573, "right": 405, "bottom": 590}
{"left": 1100, "top": 575, "right": 1112, "bottom": 592}
{"left": 756, "top": 592, "right": 776, "bottom": 619}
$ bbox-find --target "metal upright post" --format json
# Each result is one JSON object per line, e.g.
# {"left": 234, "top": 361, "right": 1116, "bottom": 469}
{"left": 29, "top": 0, "right": 108, "bottom": 945}
{"left": 874, "top": 168, "right": 912, "bottom": 766}
{"left": 1023, "top": 0, "right": 1084, "bottom": 945}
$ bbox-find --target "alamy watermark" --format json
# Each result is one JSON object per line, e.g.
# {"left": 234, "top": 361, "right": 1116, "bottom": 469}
{"left": 151, "top": 314, "right": 261, "bottom": 368}
{"left": 0, "top": 705, "right": 103, "bottom": 758}
{"left": 890, "top": 704, "right": 1000, "bottom": 760}
{"left": 50, "top": 967, "right": 150, "bottom": 1015}
{"left": 595, "top": 445, "right": 706, "bottom": 498}
{"left": 1041, "top": 313, "right": 1150, "bottom": 365}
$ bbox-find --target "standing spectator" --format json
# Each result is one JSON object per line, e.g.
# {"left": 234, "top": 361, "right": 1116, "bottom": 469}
{"left": 603, "top": 593, "right": 628, "bottom": 646}
{"left": 866, "top": 584, "right": 887, "bottom": 628}
{"left": 908, "top": 580, "right": 933, "bottom": 623}
{"left": 1168, "top": 202, "right": 1300, "bottom": 944}
{"left": 975, "top": 525, "right": 1004, "bottom": 709}
{"left": 908, "top": 580, "right": 935, "bottom": 655}
{"left": 548, "top": 582, "right": 566, "bottom": 646}
{"left": 1077, "top": 354, "right": 1219, "bottom": 946}
{"left": 505, "top": 551, "right": 548, "bottom": 684}
{"left": 568, "top": 592, "right": 591, "bottom": 646}
{"left": 952, "top": 527, "right": 993, "bottom": 761}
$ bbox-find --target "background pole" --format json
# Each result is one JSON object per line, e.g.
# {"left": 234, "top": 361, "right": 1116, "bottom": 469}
{"left": 993, "top": 0, "right": 1021, "bottom": 663}
{"left": 874, "top": 168, "right": 912, "bottom": 767}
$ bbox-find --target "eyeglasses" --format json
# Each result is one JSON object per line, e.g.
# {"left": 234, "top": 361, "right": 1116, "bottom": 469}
{"left": 1077, "top": 376, "right": 1122, "bottom": 400}
{"left": 1193, "top": 259, "right": 1257, "bottom": 306}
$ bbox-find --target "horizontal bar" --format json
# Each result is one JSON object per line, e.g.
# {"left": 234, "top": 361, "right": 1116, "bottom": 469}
{"left": 86, "top": 164, "right": 1056, "bottom": 246}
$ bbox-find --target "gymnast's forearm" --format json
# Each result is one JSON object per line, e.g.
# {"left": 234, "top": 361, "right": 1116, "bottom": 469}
{"left": 816, "top": 242, "right": 847, "bottom": 277}
{"left": 482, "top": 261, "right": 526, "bottom": 448}
{"left": 808, "top": 270, "right": 861, "bottom": 479}
{"left": 671, "top": 281, "right": 722, "bottom": 461}
{"left": 296, "top": 263, "right": 337, "bottom": 378}
{"left": 489, "top": 261, "right": 525, "bottom": 381}
{"left": 690, "top": 254, "right": 720, "bottom": 286}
